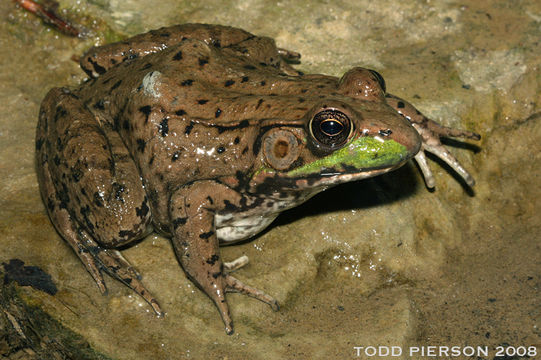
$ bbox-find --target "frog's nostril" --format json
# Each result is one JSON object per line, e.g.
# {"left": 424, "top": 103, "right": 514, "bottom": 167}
{"left": 378, "top": 129, "right": 392, "bottom": 137}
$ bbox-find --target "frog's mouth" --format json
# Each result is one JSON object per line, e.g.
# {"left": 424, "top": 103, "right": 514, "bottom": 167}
{"left": 286, "top": 135, "right": 416, "bottom": 179}
{"left": 249, "top": 134, "right": 419, "bottom": 192}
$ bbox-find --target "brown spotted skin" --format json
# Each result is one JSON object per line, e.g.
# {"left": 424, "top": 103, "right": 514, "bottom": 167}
{"left": 36, "top": 24, "right": 479, "bottom": 334}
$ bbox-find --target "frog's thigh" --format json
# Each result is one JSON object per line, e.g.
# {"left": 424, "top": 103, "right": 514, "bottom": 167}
{"left": 44, "top": 89, "right": 152, "bottom": 248}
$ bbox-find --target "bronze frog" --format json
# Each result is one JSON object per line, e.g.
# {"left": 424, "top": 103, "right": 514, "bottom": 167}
{"left": 35, "top": 23, "right": 480, "bottom": 334}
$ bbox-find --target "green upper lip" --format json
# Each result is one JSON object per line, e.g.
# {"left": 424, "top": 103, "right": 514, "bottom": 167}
{"left": 286, "top": 135, "right": 413, "bottom": 177}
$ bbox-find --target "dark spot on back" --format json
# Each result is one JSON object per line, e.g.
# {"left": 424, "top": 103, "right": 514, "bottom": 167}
{"left": 224, "top": 80, "right": 235, "bottom": 87}
{"left": 142, "top": 63, "right": 152, "bottom": 70}
{"left": 397, "top": 101, "right": 405, "bottom": 108}
{"left": 234, "top": 137, "right": 240, "bottom": 144}
{"left": 256, "top": 98, "right": 264, "bottom": 109}
{"left": 199, "top": 58, "right": 209, "bottom": 66}
{"left": 93, "top": 192, "right": 103, "bottom": 207}
{"left": 197, "top": 99, "right": 209, "bottom": 105}
{"left": 181, "top": 79, "right": 194, "bottom": 86}
{"left": 217, "top": 146, "right": 225, "bottom": 154}
{"left": 110, "top": 80, "right": 122, "bottom": 91}
{"left": 88, "top": 58, "right": 106, "bottom": 75}
{"left": 139, "top": 105, "right": 151, "bottom": 116}
{"left": 241, "top": 76, "right": 249, "bottom": 83}
{"left": 71, "top": 168, "right": 83, "bottom": 183}
{"left": 185, "top": 121, "right": 194, "bottom": 135}
{"left": 159, "top": 118, "right": 169, "bottom": 137}
{"left": 176, "top": 109, "right": 187, "bottom": 116}
{"left": 244, "top": 64, "right": 256, "bottom": 70}
{"left": 260, "top": 80, "right": 266, "bottom": 86}
{"left": 215, "top": 108, "right": 222, "bottom": 118}
{"left": 173, "top": 217, "right": 187, "bottom": 229}
{"left": 173, "top": 51, "right": 183, "bottom": 60}
{"left": 136, "top": 139, "right": 146, "bottom": 152}
{"left": 93, "top": 99, "right": 105, "bottom": 110}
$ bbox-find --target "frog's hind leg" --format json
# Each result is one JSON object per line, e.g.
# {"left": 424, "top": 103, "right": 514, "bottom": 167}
{"left": 36, "top": 87, "right": 162, "bottom": 316}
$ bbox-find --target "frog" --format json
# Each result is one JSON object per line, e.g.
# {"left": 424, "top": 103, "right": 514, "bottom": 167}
{"left": 35, "top": 23, "right": 480, "bottom": 334}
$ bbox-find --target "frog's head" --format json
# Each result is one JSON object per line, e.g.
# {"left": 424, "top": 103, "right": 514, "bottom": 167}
{"left": 249, "top": 68, "right": 422, "bottom": 194}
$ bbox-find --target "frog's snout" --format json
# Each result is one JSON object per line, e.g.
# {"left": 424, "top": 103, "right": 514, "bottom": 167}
{"left": 373, "top": 121, "right": 422, "bottom": 159}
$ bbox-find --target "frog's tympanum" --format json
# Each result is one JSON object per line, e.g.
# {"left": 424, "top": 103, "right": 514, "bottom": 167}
{"left": 36, "top": 24, "right": 480, "bottom": 334}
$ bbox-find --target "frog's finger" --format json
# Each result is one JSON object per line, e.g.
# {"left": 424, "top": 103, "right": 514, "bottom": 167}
{"left": 277, "top": 47, "right": 301, "bottom": 61}
{"left": 413, "top": 151, "right": 436, "bottom": 189}
{"left": 420, "top": 119, "right": 481, "bottom": 141}
{"left": 422, "top": 142, "right": 476, "bottom": 187}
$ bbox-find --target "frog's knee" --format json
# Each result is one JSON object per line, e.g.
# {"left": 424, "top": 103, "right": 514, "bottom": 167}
{"left": 79, "top": 193, "right": 153, "bottom": 248}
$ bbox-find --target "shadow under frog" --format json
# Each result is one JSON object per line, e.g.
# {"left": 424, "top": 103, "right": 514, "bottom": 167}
{"left": 35, "top": 23, "right": 480, "bottom": 334}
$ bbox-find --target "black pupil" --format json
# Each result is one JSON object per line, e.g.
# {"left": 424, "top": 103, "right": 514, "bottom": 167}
{"left": 320, "top": 119, "right": 344, "bottom": 136}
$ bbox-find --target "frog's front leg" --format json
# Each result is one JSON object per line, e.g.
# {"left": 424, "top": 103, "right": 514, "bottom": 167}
{"left": 169, "top": 181, "right": 278, "bottom": 335}
{"left": 385, "top": 94, "right": 481, "bottom": 188}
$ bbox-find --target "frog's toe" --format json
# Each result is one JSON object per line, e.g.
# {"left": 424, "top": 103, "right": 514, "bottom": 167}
{"left": 97, "top": 250, "right": 163, "bottom": 316}
{"left": 77, "top": 246, "right": 108, "bottom": 294}
{"left": 223, "top": 255, "right": 249, "bottom": 272}
{"left": 225, "top": 274, "right": 279, "bottom": 311}
{"left": 75, "top": 232, "right": 163, "bottom": 316}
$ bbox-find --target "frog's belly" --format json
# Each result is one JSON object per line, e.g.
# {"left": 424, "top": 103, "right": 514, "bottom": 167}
{"left": 214, "top": 188, "right": 325, "bottom": 243}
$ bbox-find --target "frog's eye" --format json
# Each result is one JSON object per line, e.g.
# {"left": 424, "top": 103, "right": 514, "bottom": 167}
{"left": 368, "top": 69, "right": 386, "bottom": 93}
{"left": 309, "top": 110, "right": 352, "bottom": 148}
